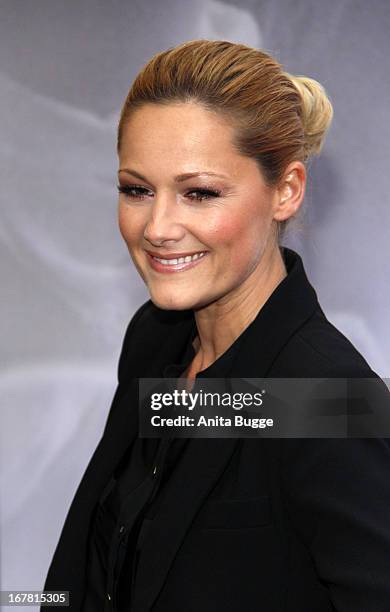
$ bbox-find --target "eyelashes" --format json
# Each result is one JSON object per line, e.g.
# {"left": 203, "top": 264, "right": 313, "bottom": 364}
{"left": 116, "top": 184, "right": 221, "bottom": 202}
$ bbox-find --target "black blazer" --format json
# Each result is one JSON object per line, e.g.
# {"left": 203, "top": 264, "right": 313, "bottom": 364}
{"left": 43, "top": 247, "right": 390, "bottom": 611}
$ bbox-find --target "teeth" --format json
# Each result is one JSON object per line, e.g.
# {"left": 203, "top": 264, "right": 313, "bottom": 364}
{"left": 153, "top": 251, "right": 206, "bottom": 265}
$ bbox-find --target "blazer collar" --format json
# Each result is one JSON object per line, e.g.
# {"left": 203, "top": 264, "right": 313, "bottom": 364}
{"left": 227, "top": 245, "right": 321, "bottom": 378}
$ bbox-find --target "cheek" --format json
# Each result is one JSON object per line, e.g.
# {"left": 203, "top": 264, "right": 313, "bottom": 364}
{"left": 118, "top": 205, "right": 144, "bottom": 244}
{"left": 207, "top": 205, "right": 268, "bottom": 261}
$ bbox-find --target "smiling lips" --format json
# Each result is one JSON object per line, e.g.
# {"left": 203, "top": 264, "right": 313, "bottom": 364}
{"left": 145, "top": 250, "right": 208, "bottom": 273}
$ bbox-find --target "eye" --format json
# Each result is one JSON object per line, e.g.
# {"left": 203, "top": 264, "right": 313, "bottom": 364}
{"left": 116, "top": 184, "right": 221, "bottom": 202}
{"left": 186, "top": 188, "right": 221, "bottom": 202}
{"left": 117, "top": 184, "right": 151, "bottom": 200}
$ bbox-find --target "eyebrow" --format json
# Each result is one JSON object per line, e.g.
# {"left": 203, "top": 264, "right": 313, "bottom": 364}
{"left": 117, "top": 168, "right": 229, "bottom": 183}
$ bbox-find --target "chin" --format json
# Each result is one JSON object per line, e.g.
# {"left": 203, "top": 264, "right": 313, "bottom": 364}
{"left": 149, "top": 290, "right": 196, "bottom": 311}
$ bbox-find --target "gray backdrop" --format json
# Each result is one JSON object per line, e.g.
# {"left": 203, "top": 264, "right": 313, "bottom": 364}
{"left": 1, "top": 0, "right": 389, "bottom": 602}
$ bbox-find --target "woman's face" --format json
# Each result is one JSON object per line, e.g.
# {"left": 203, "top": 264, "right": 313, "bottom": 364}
{"left": 117, "top": 101, "right": 284, "bottom": 311}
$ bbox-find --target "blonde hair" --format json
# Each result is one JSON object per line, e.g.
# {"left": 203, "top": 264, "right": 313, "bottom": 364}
{"left": 282, "top": 72, "right": 334, "bottom": 161}
{"left": 117, "top": 39, "right": 333, "bottom": 240}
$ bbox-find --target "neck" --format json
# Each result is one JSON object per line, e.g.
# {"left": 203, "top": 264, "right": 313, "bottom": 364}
{"left": 191, "top": 244, "right": 287, "bottom": 371}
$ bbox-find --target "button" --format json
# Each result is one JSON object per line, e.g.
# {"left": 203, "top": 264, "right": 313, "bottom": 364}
{"left": 119, "top": 525, "right": 125, "bottom": 534}
{"left": 107, "top": 592, "right": 111, "bottom": 601}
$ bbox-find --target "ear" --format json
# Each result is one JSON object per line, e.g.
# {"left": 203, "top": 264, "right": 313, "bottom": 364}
{"left": 272, "top": 161, "right": 306, "bottom": 222}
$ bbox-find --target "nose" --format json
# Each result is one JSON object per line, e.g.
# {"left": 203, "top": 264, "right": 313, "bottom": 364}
{"left": 143, "top": 195, "right": 185, "bottom": 245}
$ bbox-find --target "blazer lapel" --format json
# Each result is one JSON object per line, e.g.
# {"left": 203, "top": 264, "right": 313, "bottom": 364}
{"left": 132, "top": 437, "right": 239, "bottom": 611}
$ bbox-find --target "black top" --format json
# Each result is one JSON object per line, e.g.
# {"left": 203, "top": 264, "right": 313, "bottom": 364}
{"left": 81, "top": 300, "right": 243, "bottom": 611}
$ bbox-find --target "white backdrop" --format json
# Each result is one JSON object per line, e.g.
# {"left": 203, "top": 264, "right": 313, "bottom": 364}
{"left": 1, "top": 0, "right": 389, "bottom": 602}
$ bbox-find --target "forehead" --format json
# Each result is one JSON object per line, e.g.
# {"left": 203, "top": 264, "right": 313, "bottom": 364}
{"left": 119, "top": 102, "right": 260, "bottom": 182}
{"left": 123, "top": 101, "right": 232, "bottom": 135}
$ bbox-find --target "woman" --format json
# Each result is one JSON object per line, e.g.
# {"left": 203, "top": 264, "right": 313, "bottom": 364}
{"left": 43, "top": 40, "right": 390, "bottom": 611}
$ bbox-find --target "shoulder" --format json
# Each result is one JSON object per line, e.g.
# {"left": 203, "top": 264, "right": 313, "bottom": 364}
{"left": 272, "top": 306, "right": 377, "bottom": 377}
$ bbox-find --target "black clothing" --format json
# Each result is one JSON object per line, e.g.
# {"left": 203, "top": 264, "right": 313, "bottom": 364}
{"left": 82, "top": 437, "right": 184, "bottom": 610}
{"left": 43, "top": 247, "right": 390, "bottom": 612}
{"left": 82, "top": 305, "right": 242, "bottom": 611}
{"left": 81, "top": 335, "right": 198, "bottom": 610}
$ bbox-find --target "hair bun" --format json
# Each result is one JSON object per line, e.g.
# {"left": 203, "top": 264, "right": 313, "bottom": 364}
{"left": 284, "top": 72, "right": 334, "bottom": 160}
